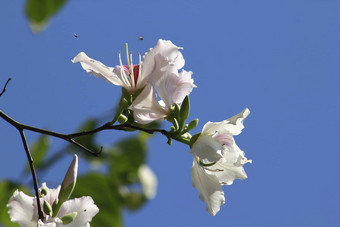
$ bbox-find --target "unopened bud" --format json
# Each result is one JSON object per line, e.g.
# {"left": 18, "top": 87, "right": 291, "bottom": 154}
{"left": 118, "top": 114, "right": 128, "bottom": 124}
{"left": 43, "top": 200, "right": 53, "bottom": 216}
{"left": 61, "top": 212, "right": 77, "bottom": 225}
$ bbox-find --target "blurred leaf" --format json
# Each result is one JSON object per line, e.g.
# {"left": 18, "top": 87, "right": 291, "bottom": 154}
{"left": 0, "top": 181, "right": 31, "bottom": 227}
{"left": 110, "top": 136, "right": 147, "bottom": 186}
{"left": 26, "top": 135, "right": 49, "bottom": 172}
{"left": 122, "top": 191, "right": 146, "bottom": 211}
{"left": 25, "top": 0, "right": 68, "bottom": 33}
{"left": 72, "top": 173, "right": 122, "bottom": 227}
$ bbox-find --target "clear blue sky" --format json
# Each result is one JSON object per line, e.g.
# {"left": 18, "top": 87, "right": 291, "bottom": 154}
{"left": 1, "top": 0, "right": 340, "bottom": 226}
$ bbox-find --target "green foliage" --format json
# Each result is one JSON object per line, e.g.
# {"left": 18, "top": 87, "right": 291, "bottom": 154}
{"left": 0, "top": 181, "right": 31, "bottom": 227}
{"left": 2, "top": 116, "right": 155, "bottom": 226}
{"left": 72, "top": 173, "right": 123, "bottom": 227}
{"left": 25, "top": 0, "right": 68, "bottom": 33}
{"left": 26, "top": 135, "right": 49, "bottom": 172}
{"left": 109, "top": 136, "right": 146, "bottom": 186}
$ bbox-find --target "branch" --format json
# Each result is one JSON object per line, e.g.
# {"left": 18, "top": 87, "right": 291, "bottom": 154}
{"left": 0, "top": 78, "right": 11, "bottom": 97}
{"left": 0, "top": 110, "right": 191, "bottom": 156}
{"left": 19, "top": 130, "right": 44, "bottom": 221}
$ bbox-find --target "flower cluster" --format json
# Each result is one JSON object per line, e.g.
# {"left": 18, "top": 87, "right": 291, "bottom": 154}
{"left": 7, "top": 39, "right": 250, "bottom": 225}
{"left": 7, "top": 155, "right": 99, "bottom": 226}
{"left": 72, "top": 39, "right": 196, "bottom": 124}
{"left": 72, "top": 39, "right": 251, "bottom": 216}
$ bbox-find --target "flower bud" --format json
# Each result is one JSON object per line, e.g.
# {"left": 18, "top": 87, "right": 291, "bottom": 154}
{"left": 118, "top": 114, "right": 128, "bottom": 124}
{"left": 43, "top": 200, "right": 53, "bottom": 216}
{"left": 61, "top": 212, "right": 77, "bottom": 225}
{"left": 53, "top": 155, "right": 78, "bottom": 217}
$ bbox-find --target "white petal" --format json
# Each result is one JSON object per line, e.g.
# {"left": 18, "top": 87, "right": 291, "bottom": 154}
{"left": 208, "top": 144, "right": 251, "bottom": 185}
{"left": 138, "top": 165, "right": 158, "bottom": 199}
{"left": 58, "top": 197, "right": 99, "bottom": 227}
{"left": 202, "top": 108, "right": 250, "bottom": 136}
{"left": 224, "top": 108, "right": 250, "bottom": 135}
{"left": 142, "top": 39, "right": 185, "bottom": 80}
{"left": 72, "top": 52, "right": 124, "bottom": 87}
{"left": 38, "top": 218, "right": 57, "bottom": 227}
{"left": 129, "top": 84, "right": 168, "bottom": 124}
{"left": 162, "top": 69, "right": 195, "bottom": 106}
{"left": 7, "top": 190, "right": 37, "bottom": 227}
{"left": 191, "top": 159, "right": 225, "bottom": 216}
{"left": 189, "top": 135, "right": 224, "bottom": 163}
{"left": 171, "top": 70, "right": 196, "bottom": 104}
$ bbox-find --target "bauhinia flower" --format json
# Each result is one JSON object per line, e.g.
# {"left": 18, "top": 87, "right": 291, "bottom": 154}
{"left": 7, "top": 155, "right": 99, "bottom": 226}
{"left": 129, "top": 57, "right": 196, "bottom": 124}
{"left": 72, "top": 39, "right": 185, "bottom": 93}
{"left": 190, "top": 108, "right": 252, "bottom": 216}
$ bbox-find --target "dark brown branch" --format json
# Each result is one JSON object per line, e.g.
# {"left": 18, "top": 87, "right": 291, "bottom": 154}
{"left": 0, "top": 78, "right": 11, "bottom": 97}
{"left": 0, "top": 110, "right": 191, "bottom": 155}
{"left": 19, "top": 130, "right": 44, "bottom": 221}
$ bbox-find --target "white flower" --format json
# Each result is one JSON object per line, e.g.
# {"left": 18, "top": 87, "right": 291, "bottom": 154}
{"left": 190, "top": 108, "right": 251, "bottom": 216}
{"left": 72, "top": 39, "right": 185, "bottom": 93}
{"left": 7, "top": 155, "right": 98, "bottom": 226}
{"left": 129, "top": 58, "right": 196, "bottom": 124}
{"left": 7, "top": 184, "right": 99, "bottom": 227}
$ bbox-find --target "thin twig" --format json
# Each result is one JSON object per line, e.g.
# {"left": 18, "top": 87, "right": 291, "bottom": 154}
{"left": 0, "top": 110, "right": 191, "bottom": 155}
{"left": 19, "top": 130, "right": 44, "bottom": 221}
{"left": 0, "top": 78, "right": 11, "bottom": 97}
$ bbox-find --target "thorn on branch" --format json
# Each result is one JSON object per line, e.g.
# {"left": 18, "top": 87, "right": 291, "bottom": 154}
{"left": 0, "top": 78, "right": 12, "bottom": 97}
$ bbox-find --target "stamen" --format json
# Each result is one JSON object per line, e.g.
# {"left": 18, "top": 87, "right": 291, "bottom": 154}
{"left": 138, "top": 52, "right": 142, "bottom": 85}
{"left": 118, "top": 51, "right": 131, "bottom": 87}
{"left": 125, "top": 43, "right": 133, "bottom": 76}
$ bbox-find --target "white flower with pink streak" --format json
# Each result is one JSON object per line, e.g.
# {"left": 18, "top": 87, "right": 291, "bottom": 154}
{"left": 129, "top": 50, "right": 196, "bottom": 124}
{"left": 72, "top": 39, "right": 185, "bottom": 93}
{"left": 190, "top": 108, "right": 251, "bottom": 216}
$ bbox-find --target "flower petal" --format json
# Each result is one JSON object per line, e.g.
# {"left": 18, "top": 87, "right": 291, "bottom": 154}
{"left": 142, "top": 39, "right": 185, "bottom": 80}
{"left": 129, "top": 84, "right": 168, "bottom": 124}
{"left": 163, "top": 69, "right": 196, "bottom": 106}
{"left": 38, "top": 222, "right": 56, "bottom": 226}
{"left": 202, "top": 108, "right": 250, "bottom": 136}
{"left": 58, "top": 196, "right": 99, "bottom": 227}
{"left": 224, "top": 108, "right": 250, "bottom": 135}
{"left": 191, "top": 159, "right": 225, "bottom": 216}
{"left": 189, "top": 134, "right": 224, "bottom": 163}
{"left": 7, "top": 190, "right": 37, "bottom": 227}
{"left": 72, "top": 52, "right": 124, "bottom": 87}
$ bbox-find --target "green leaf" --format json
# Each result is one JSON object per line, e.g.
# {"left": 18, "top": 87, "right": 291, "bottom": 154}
{"left": 0, "top": 181, "right": 31, "bottom": 227}
{"left": 72, "top": 173, "right": 122, "bottom": 227}
{"left": 26, "top": 135, "right": 50, "bottom": 172}
{"left": 122, "top": 192, "right": 146, "bottom": 211}
{"left": 109, "top": 136, "right": 147, "bottom": 186}
{"left": 25, "top": 0, "right": 68, "bottom": 33}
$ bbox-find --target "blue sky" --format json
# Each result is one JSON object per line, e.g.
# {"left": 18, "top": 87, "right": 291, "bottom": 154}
{"left": 1, "top": 0, "right": 340, "bottom": 226}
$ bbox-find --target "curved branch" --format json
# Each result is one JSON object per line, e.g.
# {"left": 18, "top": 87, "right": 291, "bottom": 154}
{"left": 0, "top": 78, "right": 11, "bottom": 97}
